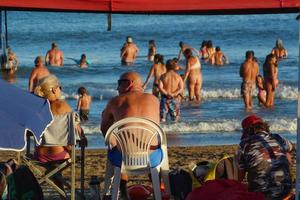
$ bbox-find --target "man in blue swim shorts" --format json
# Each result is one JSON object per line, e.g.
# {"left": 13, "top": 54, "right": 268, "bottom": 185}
{"left": 101, "top": 71, "right": 161, "bottom": 200}
{"left": 158, "top": 59, "right": 184, "bottom": 122}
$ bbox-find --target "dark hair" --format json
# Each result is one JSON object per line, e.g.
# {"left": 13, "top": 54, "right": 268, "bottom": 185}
{"left": 154, "top": 54, "right": 164, "bottom": 64}
{"left": 172, "top": 57, "right": 179, "bottom": 63}
{"left": 207, "top": 40, "right": 213, "bottom": 48}
{"left": 166, "top": 59, "right": 176, "bottom": 70}
{"left": 201, "top": 40, "right": 207, "bottom": 48}
{"left": 245, "top": 51, "right": 254, "bottom": 59}
{"left": 81, "top": 54, "right": 86, "bottom": 58}
{"left": 77, "top": 87, "right": 88, "bottom": 95}
{"left": 179, "top": 41, "right": 184, "bottom": 47}
{"left": 216, "top": 46, "right": 221, "bottom": 51}
{"left": 183, "top": 48, "right": 192, "bottom": 58}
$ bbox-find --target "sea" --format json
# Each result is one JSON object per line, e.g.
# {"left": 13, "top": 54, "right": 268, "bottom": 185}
{"left": 2, "top": 12, "right": 299, "bottom": 148}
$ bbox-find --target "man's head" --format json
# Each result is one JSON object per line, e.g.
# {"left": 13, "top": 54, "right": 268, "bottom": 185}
{"left": 216, "top": 46, "right": 221, "bottom": 52}
{"left": 154, "top": 54, "right": 164, "bottom": 64}
{"left": 51, "top": 42, "right": 58, "bottom": 49}
{"left": 34, "top": 56, "right": 44, "bottom": 66}
{"left": 117, "top": 71, "right": 143, "bottom": 94}
{"left": 183, "top": 48, "right": 192, "bottom": 58}
{"left": 241, "top": 115, "right": 270, "bottom": 139}
{"left": 166, "top": 59, "right": 177, "bottom": 71}
{"left": 245, "top": 51, "right": 254, "bottom": 59}
{"left": 126, "top": 36, "right": 133, "bottom": 43}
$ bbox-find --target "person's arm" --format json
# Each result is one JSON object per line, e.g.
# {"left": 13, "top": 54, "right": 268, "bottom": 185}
{"left": 100, "top": 101, "right": 115, "bottom": 137}
{"left": 14, "top": 55, "right": 19, "bottom": 70}
{"left": 76, "top": 97, "right": 82, "bottom": 111}
{"left": 223, "top": 54, "right": 229, "bottom": 64}
{"left": 158, "top": 78, "right": 168, "bottom": 97}
{"left": 60, "top": 52, "right": 64, "bottom": 66}
{"left": 192, "top": 48, "right": 200, "bottom": 58}
{"left": 171, "top": 76, "right": 184, "bottom": 97}
{"left": 45, "top": 52, "right": 49, "bottom": 66}
{"left": 239, "top": 64, "right": 243, "bottom": 78}
{"left": 177, "top": 49, "right": 182, "bottom": 61}
{"left": 270, "top": 64, "right": 276, "bottom": 90}
{"left": 183, "top": 60, "right": 191, "bottom": 82}
{"left": 28, "top": 70, "right": 36, "bottom": 92}
{"left": 284, "top": 49, "right": 288, "bottom": 58}
{"left": 143, "top": 65, "right": 155, "bottom": 89}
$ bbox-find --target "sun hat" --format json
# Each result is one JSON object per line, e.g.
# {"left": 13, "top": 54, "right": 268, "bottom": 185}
{"left": 241, "top": 115, "right": 263, "bottom": 129}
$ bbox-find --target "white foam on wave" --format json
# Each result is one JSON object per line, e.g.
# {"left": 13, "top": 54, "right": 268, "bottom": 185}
{"left": 60, "top": 84, "right": 298, "bottom": 101}
{"left": 162, "top": 118, "right": 296, "bottom": 134}
{"left": 81, "top": 118, "right": 297, "bottom": 135}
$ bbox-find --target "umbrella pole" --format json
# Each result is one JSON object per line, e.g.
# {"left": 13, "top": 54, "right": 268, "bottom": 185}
{"left": 296, "top": 14, "right": 300, "bottom": 200}
{"left": 4, "top": 11, "right": 7, "bottom": 47}
{"left": 0, "top": 10, "right": 7, "bottom": 69}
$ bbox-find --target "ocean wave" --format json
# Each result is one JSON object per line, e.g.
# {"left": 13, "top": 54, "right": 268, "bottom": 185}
{"left": 61, "top": 85, "right": 298, "bottom": 101}
{"left": 81, "top": 118, "right": 297, "bottom": 135}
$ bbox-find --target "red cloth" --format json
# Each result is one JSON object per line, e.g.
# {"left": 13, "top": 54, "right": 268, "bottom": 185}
{"left": 0, "top": 0, "right": 299, "bottom": 14}
{"left": 186, "top": 180, "right": 265, "bottom": 200}
{"left": 241, "top": 115, "right": 263, "bottom": 129}
{"left": 128, "top": 185, "right": 153, "bottom": 200}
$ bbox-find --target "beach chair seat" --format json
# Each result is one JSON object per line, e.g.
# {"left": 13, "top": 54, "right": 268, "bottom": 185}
{"left": 104, "top": 117, "right": 171, "bottom": 200}
{"left": 21, "top": 112, "right": 85, "bottom": 200}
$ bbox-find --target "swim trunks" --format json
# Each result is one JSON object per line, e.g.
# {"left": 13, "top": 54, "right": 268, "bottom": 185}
{"left": 79, "top": 109, "right": 89, "bottom": 122}
{"left": 121, "top": 60, "right": 133, "bottom": 66}
{"left": 241, "top": 81, "right": 255, "bottom": 96}
{"left": 160, "top": 95, "right": 180, "bottom": 122}
{"left": 152, "top": 83, "right": 160, "bottom": 97}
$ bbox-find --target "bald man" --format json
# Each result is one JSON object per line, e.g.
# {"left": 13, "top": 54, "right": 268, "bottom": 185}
{"left": 101, "top": 71, "right": 160, "bottom": 200}
{"left": 28, "top": 56, "right": 50, "bottom": 92}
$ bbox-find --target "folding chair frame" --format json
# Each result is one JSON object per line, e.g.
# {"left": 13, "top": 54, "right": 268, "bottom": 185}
{"left": 19, "top": 133, "right": 83, "bottom": 200}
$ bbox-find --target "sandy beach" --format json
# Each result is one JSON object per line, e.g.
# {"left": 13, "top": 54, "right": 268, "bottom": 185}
{"left": 0, "top": 145, "right": 295, "bottom": 199}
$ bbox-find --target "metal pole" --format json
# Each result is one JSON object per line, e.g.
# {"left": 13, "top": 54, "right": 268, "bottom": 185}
{"left": 107, "top": 13, "right": 112, "bottom": 31}
{"left": 4, "top": 11, "right": 7, "bottom": 46}
{"left": 296, "top": 14, "right": 300, "bottom": 200}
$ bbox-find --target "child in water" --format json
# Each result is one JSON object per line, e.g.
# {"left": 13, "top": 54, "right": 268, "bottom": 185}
{"left": 77, "top": 87, "right": 92, "bottom": 122}
{"left": 79, "top": 54, "right": 89, "bottom": 68}
{"left": 256, "top": 75, "right": 266, "bottom": 106}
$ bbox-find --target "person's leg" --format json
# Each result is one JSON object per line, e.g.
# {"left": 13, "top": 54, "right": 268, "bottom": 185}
{"left": 188, "top": 82, "right": 195, "bottom": 101}
{"left": 194, "top": 77, "right": 202, "bottom": 102}
{"left": 102, "top": 159, "right": 114, "bottom": 199}
{"left": 160, "top": 97, "right": 168, "bottom": 122}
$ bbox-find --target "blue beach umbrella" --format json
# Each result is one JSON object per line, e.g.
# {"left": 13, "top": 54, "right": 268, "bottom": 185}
{"left": 0, "top": 79, "right": 53, "bottom": 151}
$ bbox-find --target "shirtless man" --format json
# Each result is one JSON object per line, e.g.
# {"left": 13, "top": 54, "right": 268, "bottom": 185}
{"left": 143, "top": 54, "right": 166, "bottom": 97}
{"left": 212, "top": 46, "right": 228, "bottom": 66}
{"left": 7, "top": 47, "right": 19, "bottom": 71}
{"left": 159, "top": 59, "right": 184, "bottom": 122}
{"left": 28, "top": 56, "right": 50, "bottom": 92}
{"left": 120, "top": 36, "right": 139, "bottom": 66}
{"left": 183, "top": 48, "right": 202, "bottom": 102}
{"left": 101, "top": 71, "right": 159, "bottom": 200}
{"left": 239, "top": 51, "right": 259, "bottom": 110}
{"left": 177, "top": 41, "right": 199, "bottom": 61}
{"left": 45, "top": 42, "right": 64, "bottom": 67}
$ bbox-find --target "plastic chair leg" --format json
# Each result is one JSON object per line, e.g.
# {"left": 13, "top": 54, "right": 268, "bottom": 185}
{"left": 112, "top": 167, "right": 121, "bottom": 200}
{"left": 150, "top": 167, "right": 162, "bottom": 200}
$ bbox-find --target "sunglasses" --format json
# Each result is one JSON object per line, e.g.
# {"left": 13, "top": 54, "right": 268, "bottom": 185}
{"left": 49, "top": 85, "right": 62, "bottom": 92}
{"left": 117, "top": 79, "right": 131, "bottom": 86}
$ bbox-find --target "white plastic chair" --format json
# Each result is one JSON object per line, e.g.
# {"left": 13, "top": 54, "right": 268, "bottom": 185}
{"left": 104, "top": 117, "right": 170, "bottom": 200}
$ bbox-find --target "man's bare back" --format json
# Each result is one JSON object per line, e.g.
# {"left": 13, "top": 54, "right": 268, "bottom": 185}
{"left": 240, "top": 60, "right": 259, "bottom": 83}
{"left": 121, "top": 43, "right": 139, "bottom": 65}
{"left": 45, "top": 43, "right": 64, "bottom": 67}
{"left": 29, "top": 56, "right": 50, "bottom": 92}
{"left": 101, "top": 72, "right": 159, "bottom": 135}
{"left": 159, "top": 70, "right": 183, "bottom": 98}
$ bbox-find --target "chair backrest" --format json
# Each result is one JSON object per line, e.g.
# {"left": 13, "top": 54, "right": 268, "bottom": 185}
{"left": 105, "top": 117, "right": 165, "bottom": 170}
{"left": 40, "top": 112, "right": 80, "bottom": 146}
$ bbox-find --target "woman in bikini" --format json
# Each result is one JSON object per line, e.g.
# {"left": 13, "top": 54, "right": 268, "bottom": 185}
{"left": 183, "top": 48, "right": 202, "bottom": 102}
{"left": 147, "top": 40, "right": 157, "bottom": 62}
{"left": 143, "top": 54, "right": 166, "bottom": 97}
{"left": 271, "top": 39, "right": 288, "bottom": 60}
{"left": 263, "top": 54, "right": 278, "bottom": 108}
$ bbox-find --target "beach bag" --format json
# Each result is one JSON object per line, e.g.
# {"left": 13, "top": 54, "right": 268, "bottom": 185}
{"left": 7, "top": 165, "right": 43, "bottom": 200}
{"left": 169, "top": 168, "right": 192, "bottom": 200}
{"left": 186, "top": 179, "right": 265, "bottom": 200}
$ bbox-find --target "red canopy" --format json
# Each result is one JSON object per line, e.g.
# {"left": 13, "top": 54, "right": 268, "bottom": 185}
{"left": 0, "top": 0, "right": 299, "bottom": 14}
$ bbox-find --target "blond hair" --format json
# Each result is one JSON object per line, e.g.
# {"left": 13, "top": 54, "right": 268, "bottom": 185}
{"left": 34, "top": 75, "right": 59, "bottom": 98}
